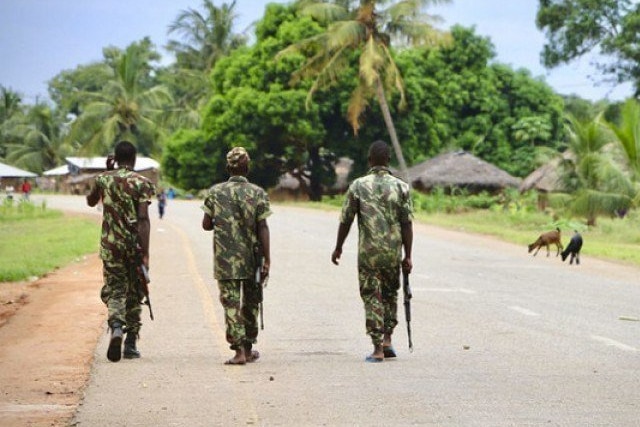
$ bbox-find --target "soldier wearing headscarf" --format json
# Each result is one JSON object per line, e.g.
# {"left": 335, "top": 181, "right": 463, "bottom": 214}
{"left": 87, "top": 140, "right": 155, "bottom": 362}
{"left": 332, "top": 140, "right": 413, "bottom": 362}
{"left": 201, "top": 147, "right": 272, "bottom": 365}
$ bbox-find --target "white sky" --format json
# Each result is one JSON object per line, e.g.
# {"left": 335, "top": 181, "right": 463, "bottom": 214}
{"left": 0, "top": 0, "right": 633, "bottom": 104}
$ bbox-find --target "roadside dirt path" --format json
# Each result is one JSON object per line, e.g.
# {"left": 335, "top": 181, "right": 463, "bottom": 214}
{"left": 0, "top": 254, "right": 105, "bottom": 427}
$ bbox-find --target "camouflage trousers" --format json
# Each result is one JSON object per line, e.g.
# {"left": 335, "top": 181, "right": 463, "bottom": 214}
{"left": 218, "top": 279, "right": 260, "bottom": 350}
{"left": 101, "top": 261, "right": 142, "bottom": 334}
{"left": 358, "top": 267, "right": 400, "bottom": 346}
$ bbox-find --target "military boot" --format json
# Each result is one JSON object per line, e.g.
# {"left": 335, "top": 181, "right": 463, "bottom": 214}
{"left": 107, "top": 322, "right": 123, "bottom": 362}
{"left": 123, "top": 332, "right": 140, "bottom": 359}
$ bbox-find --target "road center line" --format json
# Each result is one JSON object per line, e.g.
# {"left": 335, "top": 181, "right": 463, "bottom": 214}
{"left": 509, "top": 306, "right": 540, "bottom": 316}
{"left": 591, "top": 335, "right": 638, "bottom": 352}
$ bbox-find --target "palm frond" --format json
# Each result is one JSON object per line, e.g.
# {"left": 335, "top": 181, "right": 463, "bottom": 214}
{"left": 298, "top": 1, "right": 350, "bottom": 23}
{"left": 303, "top": 44, "right": 352, "bottom": 107}
{"left": 359, "top": 38, "right": 384, "bottom": 87}
{"left": 346, "top": 84, "right": 373, "bottom": 135}
{"left": 608, "top": 99, "right": 640, "bottom": 179}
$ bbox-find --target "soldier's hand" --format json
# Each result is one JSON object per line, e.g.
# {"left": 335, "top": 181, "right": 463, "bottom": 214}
{"left": 331, "top": 249, "right": 342, "bottom": 265}
{"left": 106, "top": 154, "right": 115, "bottom": 170}
{"left": 402, "top": 257, "right": 412, "bottom": 274}
{"left": 261, "top": 260, "right": 270, "bottom": 287}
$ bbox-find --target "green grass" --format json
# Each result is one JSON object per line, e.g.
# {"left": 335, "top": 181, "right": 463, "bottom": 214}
{"left": 418, "top": 208, "right": 640, "bottom": 266}
{"left": 295, "top": 195, "right": 640, "bottom": 267}
{"left": 0, "top": 200, "right": 99, "bottom": 282}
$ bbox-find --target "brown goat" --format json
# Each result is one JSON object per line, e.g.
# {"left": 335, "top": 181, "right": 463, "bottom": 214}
{"left": 528, "top": 228, "right": 563, "bottom": 257}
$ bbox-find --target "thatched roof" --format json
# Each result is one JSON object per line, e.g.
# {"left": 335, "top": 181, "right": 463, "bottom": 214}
{"left": 519, "top": 151, "right": 572, "bottom": 193}
{"left": 408, "top": 151, "right": 521, "bottom": 193}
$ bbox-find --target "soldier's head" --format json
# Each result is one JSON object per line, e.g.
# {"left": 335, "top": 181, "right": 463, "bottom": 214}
{"left": 226, "top": 146, "right": 250, "bottom": 176}
{"left": 368, "top": 140, "right": 391, "bottom": 167}
{"left": 114, "top": 140, "right": 137, "bottom": 169}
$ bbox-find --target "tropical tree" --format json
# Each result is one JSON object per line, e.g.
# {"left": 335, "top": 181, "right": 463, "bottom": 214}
{"left": 0, "top": 86, "right": 24, "bottom": 159}
{"left": 4, "top": 103, "right": 71, "bottom": 173}
{"left": 68, "top": 40, "right": 174, "bottom": 156}
{"left": 167, "top": 0, "right": 246, "bottom": 72}
{"left": 164, "top": 0, "right": 247, "bottom": 114}
{"left": 558, "top": 114, "right": 635, "bottom": 225}
{"left": 607, "top": 98, "right": 640, "bottom": 181}
{"left": 278, "top": 0, "right": 451, "bottom": 182}
{"left": 164, "top": 3, "right": 342, "bottom": 197}
{"left": 536, "top": 0, "right": 640, "bottom": 95}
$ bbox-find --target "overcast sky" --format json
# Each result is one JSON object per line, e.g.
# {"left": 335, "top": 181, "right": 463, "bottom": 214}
{"left": 0, "top": 0, "right": 633, "bottom": 104}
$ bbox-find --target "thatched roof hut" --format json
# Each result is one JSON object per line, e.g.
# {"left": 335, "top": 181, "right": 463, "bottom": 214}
{"left": 519, "top": 151, "right": 573, "bottom": 194}
{"left": 408, "top": 151, "right": 521, "bottom": 194}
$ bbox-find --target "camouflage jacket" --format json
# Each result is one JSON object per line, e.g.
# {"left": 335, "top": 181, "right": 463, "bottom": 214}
{"left": 93, "top": 168, "right": 155, "bottom": 262}
{"left": 340, "top": 166, "right": 413, "bottom": 270}
{"left": 202, "top": 176, "right": 272, "bottom": 280}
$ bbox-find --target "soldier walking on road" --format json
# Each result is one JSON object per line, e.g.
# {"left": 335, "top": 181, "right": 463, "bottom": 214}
{"left": 201, "top": 147, "right": 272, "bottom": 365}
{"left": 332, "top": 140, "right": 413, "bottom": 362}
{"left": 87, "top": 141, "right": 155, "bottom": 362}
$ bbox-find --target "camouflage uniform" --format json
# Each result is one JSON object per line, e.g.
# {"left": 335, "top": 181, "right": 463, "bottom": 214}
{"left": 202, "top": 171, "right": 272, "bottom": 351}
{"left": 94, "top": 168, "right": 155, "bottom": 334}
{"left": 340, "top": 166, "right": 413, "bottom": 346}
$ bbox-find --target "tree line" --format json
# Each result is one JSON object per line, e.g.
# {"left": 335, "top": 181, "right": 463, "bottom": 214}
{"left": 1, "top": 0, "right": 639, "bottom": 223}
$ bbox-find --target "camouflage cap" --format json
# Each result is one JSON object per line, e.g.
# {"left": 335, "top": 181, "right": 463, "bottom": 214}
{"left": 226, "top": 147, "right": 250, "bottom": 168}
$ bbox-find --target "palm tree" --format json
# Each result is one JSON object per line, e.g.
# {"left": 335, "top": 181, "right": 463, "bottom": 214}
{"left": 607, "top": 98, "right": 640, "bottom": 181}
{"left": 4, "top": 103, "right": 71, "bottom": 173}
{"left": 167, "top": 0, "right": 246, "bottom": 73}
{"left": 68, "top": 43, "right": 173, "bottom": 156}
{"left": 278, "top": 0, "right": 451, "bottom": 183}
{"left": 559, "top": 114, "right": 635, "bottom": 225}
{"left": 1, "top": 86, "right": 25, "bottom": 158}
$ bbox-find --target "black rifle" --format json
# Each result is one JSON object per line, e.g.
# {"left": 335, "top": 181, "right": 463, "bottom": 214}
{"left": 403, "top": 271, "right": 413, "bottom": 352}
{"left": 136, "top": 249, "right": 154, "bottom": 321}
{"left": 127, "top": 214, "right": 154, "bottom": 321}
{"left": 254, "top": 246, "right": 265, "bottom": 330}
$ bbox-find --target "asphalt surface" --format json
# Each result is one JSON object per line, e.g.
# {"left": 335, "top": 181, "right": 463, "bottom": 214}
{"left": 35, "top": 195, "right": 640, "bottom": 426}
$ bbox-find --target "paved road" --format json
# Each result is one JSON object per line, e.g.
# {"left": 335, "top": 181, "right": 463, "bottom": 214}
{"left": 36, "top": 195, "right": 640, "bottom": 426}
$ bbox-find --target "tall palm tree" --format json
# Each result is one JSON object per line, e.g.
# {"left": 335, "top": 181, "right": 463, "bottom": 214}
{"left": 607, "top": 98, "right": 640, "bottom": 181}
{"left": 278, "top": 0, "right": 451, "bottom": 182}
{"left": 0, "top": 86, "right": 24, "bottom": 159}
{"left": 167, "top": 0, "right": 246, "bottom": 72}
{"left": 559, "top": 114, "right": 635, "bottom": 225}
{"left": 165, "top": 0, "right": 246, "bottom": 123}
{"left": 5, "top": 103, "right": 71, "bottom": 173}
{"left": 68, "top": 43, "right": 173, "bottom": 156}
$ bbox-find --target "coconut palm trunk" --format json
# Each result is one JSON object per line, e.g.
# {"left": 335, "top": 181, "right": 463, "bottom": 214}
{"left": 376, "top": 78, "right": 410, "bottom": 185}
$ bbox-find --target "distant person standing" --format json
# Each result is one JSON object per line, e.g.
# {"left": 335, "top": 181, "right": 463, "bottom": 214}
{"left": 157, "top": 189, "right": 167, "bottom": 219}
{"left": 331, "top": 140, "right": 413, "bottom": 363}
{"left": 201, "top": 147, "right": 271, "bottom": 365}
{"left": 86, "top": 141, "right": 155, "bottom": 362}
{"left": 21, "top": 179, "right": 32, "bottom": 200}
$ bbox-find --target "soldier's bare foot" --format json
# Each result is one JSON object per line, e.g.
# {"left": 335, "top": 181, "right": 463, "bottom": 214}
{"left": 365, "top": 344, "right": 384, "bottom": 362}
{"left": 383, "top": 332, "right": 392, "bottom": 347}
{"left": 246, "top": 350, "right": 260, "bottom": 362}
{"left": 224, "top": 348, "right": 246, "bottom": 365}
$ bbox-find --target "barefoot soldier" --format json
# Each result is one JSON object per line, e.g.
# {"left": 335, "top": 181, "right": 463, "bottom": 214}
{"left": 332, "top": 141, "right": 413, "bottom": 362}
{"left": 87, "top": 141, "right": 155, "bottom": 362}
{"left": 201, "top": 147, "right": 271, "bottom": 365}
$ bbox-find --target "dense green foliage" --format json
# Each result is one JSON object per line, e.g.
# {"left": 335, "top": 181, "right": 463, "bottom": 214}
{"left": 2, "top": 0, "right": 639, "bottom": 226}
{"left": 163, "top": 3, "right": 568, "bottom": 194}
{"left": 536, "top": 0, "right": 640, "bottom": 95}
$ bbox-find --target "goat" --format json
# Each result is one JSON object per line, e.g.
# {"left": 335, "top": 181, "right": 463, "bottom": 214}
{"left": 528, "top": 227, "right": 563, "bottom": 257}
{"left": 561, "top": 231, "right": 583, "bottom": 265}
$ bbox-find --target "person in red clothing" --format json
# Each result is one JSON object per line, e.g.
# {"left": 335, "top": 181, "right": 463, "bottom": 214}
{"left": 21, "top": 179, "right": 32, "bottom": 200}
